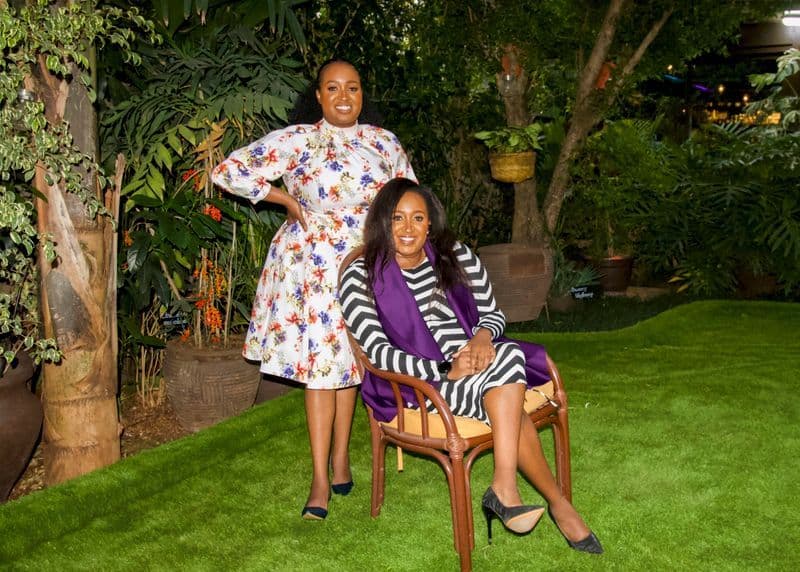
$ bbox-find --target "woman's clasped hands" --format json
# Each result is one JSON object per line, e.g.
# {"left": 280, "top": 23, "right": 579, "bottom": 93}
{"left": 448, "top": 328, "right": 496, "bottom": 379}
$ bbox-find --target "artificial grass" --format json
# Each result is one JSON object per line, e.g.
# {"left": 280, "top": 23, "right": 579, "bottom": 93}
{"left": 1, "top": 300, "right": 798, "bottom": 571}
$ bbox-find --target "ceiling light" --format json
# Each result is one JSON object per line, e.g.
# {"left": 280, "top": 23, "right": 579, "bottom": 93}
{"left": 782, "top": 9, "right": 800, "bottom": 26}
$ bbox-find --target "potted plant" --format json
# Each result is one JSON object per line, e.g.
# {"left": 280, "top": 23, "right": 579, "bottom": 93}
{"left": 121, "top": 131, "right": 270, "bottom": 432}
{"left": 104, "top": 31, "right": 301, "bottom": 415}
{"left": 474, "top": 123, "right": 543, "bottom": 183}
{"left": 548, "top": 249, "right": 601, "bottom": 313}
{"left": 563, "top": 119, "right": 673, "bottom": 292}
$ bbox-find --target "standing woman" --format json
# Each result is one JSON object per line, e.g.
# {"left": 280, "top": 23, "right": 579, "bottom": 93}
{"left": 211, "top": 59, "right": 415, "bottom": 520}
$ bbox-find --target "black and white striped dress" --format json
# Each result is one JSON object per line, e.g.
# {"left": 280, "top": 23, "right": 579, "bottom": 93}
{"left": 340, "top": 242, "right": 527, "bottom": 424}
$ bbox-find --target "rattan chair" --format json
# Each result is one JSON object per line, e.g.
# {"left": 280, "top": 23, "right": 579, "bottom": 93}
{"left": 339, "top": 249, "right": 572, "bottom": 572}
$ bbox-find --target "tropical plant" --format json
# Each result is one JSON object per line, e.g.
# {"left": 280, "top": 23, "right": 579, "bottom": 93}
{"left": 0, "top": 185, "right": 59, "bottom": 373}
{"left": 634, "top": 121, "right": 800, "bottom": 296}
{"left": 473, "top": 123, "right": 544, "bottom": 154}
{"left": 747, "top": 47, "right": 800, "bottom": 130}
{"left": 549, "top": 248, "right": 600, "bottom": 298}
{"left": 563, "top": 118, "right": 676, "bottom": 260}
{"left": 100, "top": 5, "right": 306, "bottom": 402}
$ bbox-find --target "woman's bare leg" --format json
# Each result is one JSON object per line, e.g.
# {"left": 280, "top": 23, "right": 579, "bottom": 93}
{"left": 304, "top": 388, "right": 335, "bottom": 508}
{"left": 331, "top": 386, "right": 357, "bottom": 484}
{"left": 517, "top": 412, "right": 591, "bottom": 541}
{"left": 483, "top": 384, "right": 526, "bottom": 506}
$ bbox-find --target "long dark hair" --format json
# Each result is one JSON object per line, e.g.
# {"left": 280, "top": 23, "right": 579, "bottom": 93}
{"left": 364, "top": 178, "right": 466, "bottom": 294}
{"left": 288, "top": 58, "right": 384, "bottom": 126}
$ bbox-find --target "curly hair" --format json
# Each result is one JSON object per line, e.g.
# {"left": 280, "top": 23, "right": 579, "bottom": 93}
{"left": 288, "top": 58, "right": 384, "bottom": 126}
{"left": 363, "top": 178, "right": 466, "bottom": 295}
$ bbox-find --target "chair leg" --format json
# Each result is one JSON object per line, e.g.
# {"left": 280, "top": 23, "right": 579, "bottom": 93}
{"left": 449, "top": 456, "right": 473, "bottom": 572}
{"left": 552, "top": 412, "right": 572, "bottom": 503}
{"left": 369, "top": 417, "right": 387, "bottom": 518}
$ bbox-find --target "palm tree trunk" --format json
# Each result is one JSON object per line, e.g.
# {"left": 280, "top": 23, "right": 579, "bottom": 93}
{"left": 32, "top": 55, "right": 120, "bottom": 485}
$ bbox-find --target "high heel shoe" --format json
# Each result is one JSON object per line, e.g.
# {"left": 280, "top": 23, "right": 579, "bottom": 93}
{"left": 547, "top": 507, "right": 604, "bottom": 554}
{"left": 331, "top": 481, "right": 354, "bottom": 496}
{"left": 481, "top": 487, "right": 545, "bottom": 543}
{"left": 300, "top": 506, "right": 328, "bottom": 520}
{"left": 301, "top": 491, "right": 332, "bottom": 521}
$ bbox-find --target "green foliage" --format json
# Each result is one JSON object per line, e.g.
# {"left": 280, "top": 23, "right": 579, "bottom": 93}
{"left": 634, "top": 122, "right": 800, "bottom": 296}
{"left": 563, "top": 118, "right": 677, "bottom": 259}
{"left": 747, "top": 48, "right": 800, "bottom": 130}
{"left": 549, "top": 249, "right": 600, "bottom": 298}
{"left": 474, "top": 124, "right": 543, "bottom": 154}
{"left": 0, "top": 0, "right": 156, "bottom": 371}
{"left": 100, "top": 6, "right": 305, "bottom": 355}
{"left": 147, "top": 0, "right": 307, "bottom": 48}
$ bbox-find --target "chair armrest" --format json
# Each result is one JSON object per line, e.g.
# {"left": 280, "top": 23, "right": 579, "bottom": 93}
{"left": 359, "top": 357, "right": 464, "bottom": 440}
{"left": 545, "top": 354, "right": 568, "bottom": 409}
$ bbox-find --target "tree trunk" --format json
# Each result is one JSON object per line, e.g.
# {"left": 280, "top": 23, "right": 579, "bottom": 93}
{"left": 543, "top": 0, "right": 671, "bottom": 236}
{"left": 497, "top": 64, "right": 548, "bottom": 245}
{"left": 32, "top": 56, "right": 120, "bottom": 485}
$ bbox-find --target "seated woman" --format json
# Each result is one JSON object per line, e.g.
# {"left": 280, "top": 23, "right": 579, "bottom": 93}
{"left": 339, "top": 178, "right": 602, "bottom": 553}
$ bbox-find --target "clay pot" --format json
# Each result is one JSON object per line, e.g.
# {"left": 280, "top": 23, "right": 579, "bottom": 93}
{"left": 591, "top": 256, "right": 634, "bottom": 293}
{"left": 478, "top": 243, "right": 552, "bottom": 322}
{"left": 163, "top": 339, "right": 261, "bottom": 432}
{"left": 548, "top": 294, "right": 576, "bottom": 313}
{"left": 0, "top": 350, "right": 43, "bottom": 502}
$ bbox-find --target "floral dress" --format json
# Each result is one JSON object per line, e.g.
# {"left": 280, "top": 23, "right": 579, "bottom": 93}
{"left": 211, "top": 119, "right": 415, "bottom": 389}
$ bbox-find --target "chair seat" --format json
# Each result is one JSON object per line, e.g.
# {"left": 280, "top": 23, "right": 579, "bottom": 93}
{"left": 379, "top": 381, "right": 555, "bottom": 439}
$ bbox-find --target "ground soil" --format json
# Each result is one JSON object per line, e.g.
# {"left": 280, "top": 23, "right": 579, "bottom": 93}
{"left": 8, "top": 396, "right": 190, "bottom": 502}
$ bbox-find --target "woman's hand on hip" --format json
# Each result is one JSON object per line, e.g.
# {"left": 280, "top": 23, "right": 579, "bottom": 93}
{"left": 286, "top": 198, "right": 308, "bottom": 231}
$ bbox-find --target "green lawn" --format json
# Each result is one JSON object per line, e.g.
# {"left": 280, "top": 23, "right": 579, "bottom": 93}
{"left": 1, "top": 300, "right": 798, "bottom": 571}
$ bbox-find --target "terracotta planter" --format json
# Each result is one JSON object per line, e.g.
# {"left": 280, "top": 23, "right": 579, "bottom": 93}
{"left": 488, "top": 151, "right": 536, "bottom": 183}
{"left": 547, "top": 294, "right": 576, "bottom": 313}
{"left": 477, "top": 243, "right": 552, "bottom": 322}
{"left": 735, "top": 269, "right": 779, "bottom": 298}
{"left": 0, "top": 351, "right": 43, "bottom": 502}
{"left": 591, "top": 256, "right": 634, "bottom": 293}
{"left": 163, "top": 339, "right": 260, "bottom": 432}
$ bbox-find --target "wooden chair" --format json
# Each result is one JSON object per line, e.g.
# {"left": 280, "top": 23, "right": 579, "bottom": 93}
{"left": 339, "top": 250, "right": 571, "bottom": 572}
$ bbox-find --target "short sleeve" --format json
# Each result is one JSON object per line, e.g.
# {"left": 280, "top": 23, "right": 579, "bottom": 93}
{"left": 211, "top": 126, "right": 305, "bottom": 203}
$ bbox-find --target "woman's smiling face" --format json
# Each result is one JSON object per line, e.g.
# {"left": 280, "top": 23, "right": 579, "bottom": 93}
{"left": 392, "top": 191, "right": 429, "bottom": 269}
{"left": 316, "top": 61, "right": 362, "bottom": 128}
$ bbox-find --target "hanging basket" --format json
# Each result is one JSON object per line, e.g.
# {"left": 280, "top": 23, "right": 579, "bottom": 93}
{"left": 488, "top": 151, "right": 536, "bottom": 183}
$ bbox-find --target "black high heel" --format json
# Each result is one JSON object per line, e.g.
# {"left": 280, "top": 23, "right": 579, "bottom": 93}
{"left": 547, "top": 507, "right": 604, "bottom": 554}
{"left": 331, "top": 481, "right": 354, "bottom": 496}
{"left": 481, "top": 487, "right": 545, "bottom": 543}
{"left": 300, "top": 506, "right": 328, "bottom": 520}
{"left": 301, "top": 491, "right": 332, "bottom": 521}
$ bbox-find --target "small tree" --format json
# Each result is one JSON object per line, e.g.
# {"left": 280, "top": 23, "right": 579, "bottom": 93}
{"left": 0, "top": 0, "right": 154, "bottom": 484}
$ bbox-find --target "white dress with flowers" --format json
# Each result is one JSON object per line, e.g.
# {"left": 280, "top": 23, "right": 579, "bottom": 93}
{"left": 211, "top": 119, "right": 415, "bottom": 389}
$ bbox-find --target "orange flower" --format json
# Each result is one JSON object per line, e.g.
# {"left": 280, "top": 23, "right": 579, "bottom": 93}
{"left": 203, "top": 204, "right": 222, "bottom": 222}
{"left": 180, "top": 328, "right": 191, "bottom": 342}
{"left": 122, "top": 230, "right": 133, "bottom": 247}
{"left": 182, "top": 169, "right": 198, "bottom": 182}
{"left": 204, "top": 306, "right": 223, "bottom": 331}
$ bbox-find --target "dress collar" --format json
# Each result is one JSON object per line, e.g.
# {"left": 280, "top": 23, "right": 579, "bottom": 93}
{"left": 319, "top": 118, "right": 360, "bottom": 139}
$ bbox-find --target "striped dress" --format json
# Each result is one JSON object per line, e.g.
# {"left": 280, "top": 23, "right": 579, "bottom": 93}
{"left": 339, "top": 242, "right": 526, "bottom": 423}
